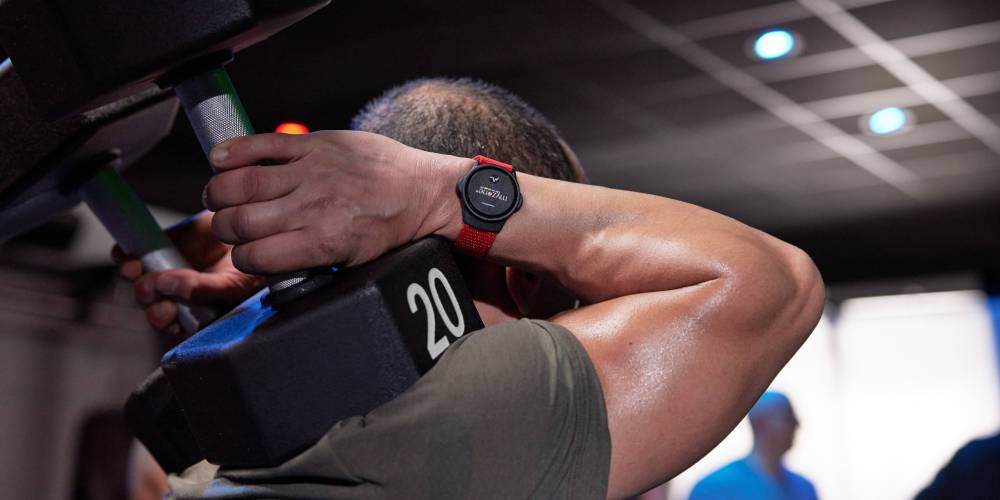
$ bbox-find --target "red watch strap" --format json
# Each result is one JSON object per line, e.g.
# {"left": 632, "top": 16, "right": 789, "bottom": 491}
{"left": 472, "top": 155, "right": 513, "bottom": 172}
{"left": 455, "top": 225, "right": 497, "bottom": 258}
{"left": 454, "top": 156, "right": 513, "bottom": 257}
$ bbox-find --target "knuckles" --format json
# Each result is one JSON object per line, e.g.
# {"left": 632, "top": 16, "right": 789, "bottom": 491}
{"left": 146, "top": 302, "right": 175, "bottom": 330}
{"left": 204, "top": 168, "right": 265, "bottom": 211}
{"left": 203, "top": 175, "right": 229, "bottom": 211}
{"left": 229, "top": 207, "right": 256, "bottom": 243}
{"left": 211, "top": 207, "right": 253, "bottom": 245}
{"left": 133, "top": 275, "right": 156, "bottom": 305}
{"left": 210, "top": 210, "right": 231, "bottom": 243}
{"left": 239, "top": 168, "right": 265, "bottom": 202}
{"left": 313, "top": 228, "right": 344, "bottom": 265}
{"left": 267, "top": 133, "right": 289, "bottom": 155}
{"left": 231, "top": 244, "right": 263, "bottom": 274}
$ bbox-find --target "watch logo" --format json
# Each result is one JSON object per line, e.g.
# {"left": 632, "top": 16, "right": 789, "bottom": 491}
{"left": 490, "top": 175, "right": 500, "bottom": 183}
{"left": 475, "top": 185, "right": 509, "bottom": 202}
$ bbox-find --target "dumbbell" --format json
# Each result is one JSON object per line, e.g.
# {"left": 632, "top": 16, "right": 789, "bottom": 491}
{"left": 0, "top": 62, "right": 215, "bottom": 333}
{"left": 125, "top": 236, "right": 484, "bottom": 472}
{"left": 1, "top": 0, "right": 333, "bottom": 295}
{"left": 0, "top": 0, "right": 329, "bottom": 120}
{"left": 0, "top": 0, "right": 333, "bottom": 331}
{"left": 2, "top": 0, "right": 487, "bottom": 471}
{"left": 155, "top": 236, "right": 483, "bottom": 468}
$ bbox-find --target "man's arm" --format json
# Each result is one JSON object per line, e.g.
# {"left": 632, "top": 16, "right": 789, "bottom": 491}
{"left": 436, "top": 172, "right": 825, "bottom": 498}
{"left": 202, "top": 131, "right": 824, "bottom": 499}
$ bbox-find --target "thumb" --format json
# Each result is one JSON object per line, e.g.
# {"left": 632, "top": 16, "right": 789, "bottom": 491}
{"left": 153, "top": 268, "right": 257, "bottom": 305}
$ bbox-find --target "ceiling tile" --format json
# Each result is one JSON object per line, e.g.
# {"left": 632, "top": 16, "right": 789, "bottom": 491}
{"left": 850, "top": 0, "right": 1000, "bottom": 40}
{"left": 769, "top": 65, "right": 904, "bottom": 102}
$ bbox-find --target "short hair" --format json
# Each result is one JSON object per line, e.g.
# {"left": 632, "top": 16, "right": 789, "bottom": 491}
{"left": 748, "top": 391, "right": 794, "bottom": 426}
{"left": 351, "top": 78, "right": 579, "bottom": 182}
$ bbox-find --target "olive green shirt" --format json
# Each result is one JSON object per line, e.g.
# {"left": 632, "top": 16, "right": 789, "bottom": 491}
{"left": 168, "top": 319, "right": 611, "bottom": 499}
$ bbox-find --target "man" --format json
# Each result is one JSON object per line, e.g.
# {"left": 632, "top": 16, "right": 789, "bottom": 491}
{"left": 916, "top": 431, "right": 1000, "bottom": 499}
{"left": 119, "top": 78, "right": 824, "bottom": 499}
{"left": 689, "top": 392, "right": 818, "bottom": 500}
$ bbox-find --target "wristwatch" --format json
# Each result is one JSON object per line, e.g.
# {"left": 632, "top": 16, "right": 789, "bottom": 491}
{"left": 454, "top": 155, "right": 523, "bottom": 257}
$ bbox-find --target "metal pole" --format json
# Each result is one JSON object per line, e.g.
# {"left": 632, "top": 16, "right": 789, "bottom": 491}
{"left": 79, "top": 163, "right": 217, "bottom": 334}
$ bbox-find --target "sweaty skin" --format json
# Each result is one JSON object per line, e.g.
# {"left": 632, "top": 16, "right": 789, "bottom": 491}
{"left": 191, "top": 131, "right": 824, "bottom": 498}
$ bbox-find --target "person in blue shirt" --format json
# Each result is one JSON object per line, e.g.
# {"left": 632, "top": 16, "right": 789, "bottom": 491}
{"left": 916, "top": 431, "right": 1000, "bottom": 499}
{"left": 689, "top": 392, "right": 818, "bottom": 500}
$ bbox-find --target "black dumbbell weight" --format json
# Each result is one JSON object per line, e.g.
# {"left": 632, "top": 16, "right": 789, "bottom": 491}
{"left": 157, "top": 236, "right": 483, "bottom": 467}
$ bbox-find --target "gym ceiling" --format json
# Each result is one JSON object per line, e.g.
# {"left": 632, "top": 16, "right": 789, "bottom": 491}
{"left": 9, "top": 0, "right": 999, "bottom": 286}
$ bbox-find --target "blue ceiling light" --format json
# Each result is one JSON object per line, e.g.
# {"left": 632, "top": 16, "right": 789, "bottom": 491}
{"left": 867, "top": 107, "right": 909, "bottom": 135}
{"left": 753, "top": 30, "right": 797, "bottom": 60}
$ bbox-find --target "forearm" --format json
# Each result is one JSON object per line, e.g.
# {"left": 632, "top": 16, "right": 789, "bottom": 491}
{"left": 433, "top": 158, "right": 824, "bottom": 497}
{"left": 437, "top": 166, "right": 797, "bottom": 304}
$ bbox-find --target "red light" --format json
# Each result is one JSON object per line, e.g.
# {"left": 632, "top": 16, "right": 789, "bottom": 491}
{"left": 275, "top": 122, "right": 309, "bottom": 135}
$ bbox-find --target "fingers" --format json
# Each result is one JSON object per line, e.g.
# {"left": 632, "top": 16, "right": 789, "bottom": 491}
{"left": 210, "top": 198, "right": 301, "bottom": 245}
{"left": 133, "top": 272, "right": 181, "bottom": 332}
{"left": 210, "top": 133, "right": 320, "bottom": 171}
{"left": 134, "top": 272, "right": 160, "bottom": 306}
{"left": 121, "top": 259, "right": 143, "bottom": 281}
{"left": 164, "top": 210, "right": 214, "bottom": 245}
{"left": 163, "top": 211, "right": 230, "bottom": 270}
{"left": 135, "top": 268, "right": 253, "bottom": 305}
{"left": 146, "top": 301, "right": 178, "bottom": 331}
{"left": 161, "top": 268, "right": 256, "bottom": 304}
{"left": 231, "top": 230, "right": 328, "bottom": 275}
{"left": 116, "top": 211, "right": 225, "bottom": 273}
{"left": 203, "top": 165, "right": 298, "bottom": 212}
{"left": 134, "top": 267, "right": 263, "bottom": 333}
{"left": 112, "top": 245, "right": 145, "bottom": 281}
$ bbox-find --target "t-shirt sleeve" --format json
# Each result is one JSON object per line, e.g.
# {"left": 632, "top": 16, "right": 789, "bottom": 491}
{"left": 168, "top": 318, "right": 611, "bottom": 500}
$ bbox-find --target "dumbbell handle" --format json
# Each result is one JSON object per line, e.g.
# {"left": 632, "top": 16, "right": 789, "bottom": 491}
{"left": 79, "top": 164, "right": 217, "bottom": 334}
{"left": 173, "top": 67, "right": 309, "bottom": 293}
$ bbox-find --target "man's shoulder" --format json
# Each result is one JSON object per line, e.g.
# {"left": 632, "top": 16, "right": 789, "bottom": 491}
{"left": 422, "top": 317, "right": 612, "bottom": 499}
{"left": 783, "top": 467, "right": 818, "bottom": 499}
{"left": 953, "top": 432, "right": 1000, "bottom": 465}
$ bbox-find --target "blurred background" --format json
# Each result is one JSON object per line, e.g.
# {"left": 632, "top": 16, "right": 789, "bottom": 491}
{"left": 1, "top": 0, "right": 998, "bottom": 499}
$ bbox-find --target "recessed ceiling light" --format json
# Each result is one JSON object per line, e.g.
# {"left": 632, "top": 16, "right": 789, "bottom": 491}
{"left": 866, "top": 107, "right": 910, "bottom": 135}
{"left": 752, "top": 30, "right": 798, "bottom": 60}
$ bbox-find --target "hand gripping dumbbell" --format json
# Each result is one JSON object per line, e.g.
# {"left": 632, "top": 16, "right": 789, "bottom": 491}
{"left": 1, "top": 0, "right": 486, "bottom": 472}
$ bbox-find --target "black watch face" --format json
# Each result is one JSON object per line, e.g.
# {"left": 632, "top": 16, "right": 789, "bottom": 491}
{"left": 464, "top": 166, "right": 519, "bottom": 219}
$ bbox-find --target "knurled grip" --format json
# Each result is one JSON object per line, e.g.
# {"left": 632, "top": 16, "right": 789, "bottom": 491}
{"left": 173, "top": 67, "right": 307, "bottom": 293}
{"left": 173, "top": 68, "right": 255, "bottom": 160}
{"left": 79, "top": 165, "right": 217, "bottom": 334}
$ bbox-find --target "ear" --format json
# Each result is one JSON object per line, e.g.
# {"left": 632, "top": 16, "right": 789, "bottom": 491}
{"left": 506, "top": 267, "right": 542, "bottom": 317}
{"left": 506, "top": 268, "right": 578, "bottom": 319}
{"left": 558, "top": 138, "right": 589, "bottom": 184}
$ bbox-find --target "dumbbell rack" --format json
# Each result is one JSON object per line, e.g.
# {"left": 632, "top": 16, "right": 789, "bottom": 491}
{"left": 0, "top": 0, "right": 485, "bottom": 474}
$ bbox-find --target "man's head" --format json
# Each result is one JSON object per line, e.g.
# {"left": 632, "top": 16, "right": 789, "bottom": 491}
{"left": 748, "top": 391, "right": 799, "bottom": 457}
{"left": 352, "top": 77, "right": 585, "bottom": 321}
{"left": 351, "top": 77, "right": 585, "bottom": 183}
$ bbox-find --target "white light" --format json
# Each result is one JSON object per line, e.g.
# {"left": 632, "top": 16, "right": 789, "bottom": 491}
{"left": 868, "top": 107, "right": 908, "bottom": 135}
{"left": 669, "top": 290, "right": 1000, "bottom": 500}
{"left": 754, "top": 30, "right": 796, "bottom": 60}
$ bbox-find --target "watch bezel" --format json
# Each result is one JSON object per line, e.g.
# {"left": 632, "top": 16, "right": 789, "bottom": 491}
{"left": 456, "top": 164, "right": 522, "bottom": 223}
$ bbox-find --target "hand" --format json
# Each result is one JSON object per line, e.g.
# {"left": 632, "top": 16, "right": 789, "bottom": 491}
{"left": 113, "top": 211, "right": 265, "bottom": 333}
{"left": 203, "top": 130, "right": 467, "bottom": 274}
